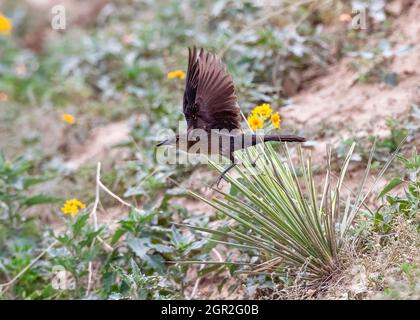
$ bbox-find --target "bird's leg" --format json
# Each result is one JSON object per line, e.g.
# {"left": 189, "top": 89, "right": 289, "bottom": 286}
{"left": 212, "top": 163, "right": 236, "bottom": 189}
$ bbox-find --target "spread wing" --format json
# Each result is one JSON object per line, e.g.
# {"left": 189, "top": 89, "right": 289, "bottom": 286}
{"left": 183, "top": 47, "right": 241, "bottom": 132}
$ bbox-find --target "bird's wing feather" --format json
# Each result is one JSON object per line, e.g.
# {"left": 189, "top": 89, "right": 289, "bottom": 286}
{"left": 183, "top": 47, "right": 200, "bottom": 117}
{"left": 183, "top": 47, "right": 241, "bottom": 132}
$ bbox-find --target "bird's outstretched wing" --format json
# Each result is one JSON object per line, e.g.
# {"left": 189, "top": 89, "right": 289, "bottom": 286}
{"left": 183, "top": 47, "right": 241, "bottom": 132}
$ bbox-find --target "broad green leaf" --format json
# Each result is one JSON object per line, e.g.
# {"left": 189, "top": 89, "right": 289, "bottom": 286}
{"left": 127, "top": 238, "right": 150, "bottom": 259}
{"left": 378, "top": 178, "right": 404, "bottom": 198}
{"left": 143, "top": 254, "right": 165, "bottom": 274}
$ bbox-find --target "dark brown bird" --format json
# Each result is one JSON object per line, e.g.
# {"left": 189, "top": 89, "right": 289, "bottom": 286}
{"left": 158, "top": 47, "right": 306, "bottom": 186}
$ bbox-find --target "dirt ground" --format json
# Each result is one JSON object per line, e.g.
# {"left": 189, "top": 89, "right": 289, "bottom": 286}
{"left": 286, "top": 0, "right": 420, "bottom": 163}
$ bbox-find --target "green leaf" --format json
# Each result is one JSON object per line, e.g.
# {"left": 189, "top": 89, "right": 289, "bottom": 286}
{"left": 21, "top": 195, "right": 63, "bottom": 206}
{"left": 152, "top": 243, "right": 173, "bottom": 254}
{"left": 124, "top": 185, "right": 146, "bottom": 197}
{"left": 401, "top": 263, "right": 416, "bottom": 275}
{"left": 23, "top": 175, "right": 53, "bottom": 189}
{"left": 83, "top": 244, "right": 101, "bottom": 262}
{"left": 72, "top": 213, "right": 90, "bottom": 236}
{"left": 378, "top": 178, "right": 404, "bottom": 198}
{"left": 111, "top": 228, "right": 126, "bottom": 245}
{"left": 229, "top": 183, "right": 239, "bottom": 197}
{"left": 143, "top": 254, "right": 165, "bottom": 273}
{"left": 171, "top": 225, "right": 186, "bottom": 246}
{"left": 127, "top": 238, "right": 151, "bottom": 259}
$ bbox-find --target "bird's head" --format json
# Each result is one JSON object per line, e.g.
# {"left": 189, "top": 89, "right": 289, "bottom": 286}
{"left": 156, "top": 134, "right": 179, "bottom": 147}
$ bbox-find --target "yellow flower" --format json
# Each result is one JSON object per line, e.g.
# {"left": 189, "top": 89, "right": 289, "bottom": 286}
{"left": 252, "top": 103, "right": 272, "bottom": 120}
{"left": 167, "top": 70, "right": 186, "bottom": 79}
{"left": 0, "top": 13, "right": 12, "bottom": 35}
{"left": 248, "top": 113, "right": 263, "bottom": 131}
{"left": 61, "top": 199, "right": 86, "bottom": 215}
{"left": 271, "top": 112, "right": 281, "bottom": 129}
{"left": 62, "top": 113, "right": 76, "bottom": 125}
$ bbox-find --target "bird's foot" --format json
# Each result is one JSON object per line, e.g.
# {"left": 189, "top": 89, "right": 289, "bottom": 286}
{"left": 210, "top": 164, "right": 236, "bottom": 189}
{"left": 210, "top": 175, "right": 224, "bottom": 189}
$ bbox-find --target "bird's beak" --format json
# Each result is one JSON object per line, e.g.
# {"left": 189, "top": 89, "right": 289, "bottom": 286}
{"left": 156, "top": 139, "right": 169, "bottom": 147}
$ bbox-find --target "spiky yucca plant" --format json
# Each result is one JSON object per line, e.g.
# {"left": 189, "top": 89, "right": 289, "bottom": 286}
{"left": 189, "top": 141, "right": 399, "bottom": 283}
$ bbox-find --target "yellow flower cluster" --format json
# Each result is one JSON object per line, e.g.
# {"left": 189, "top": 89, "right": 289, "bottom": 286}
{"left": 0, "top": 13, "right": 12, "bottom": 35}
{"left": 247, "top": 103, "right": 281, "bottom": 130}
{"left": 248, "top": 113, "right": 263, "bottom": 130}
{"left": 61, "top": 199, "right": 86, "bottom": 215}
{"left": 167, "top": 70, "right": 186, "bottom": 79}
{"left": 62, "top": 113, "right": 76, "bottom": 125}
{"left": 253, "top": 103, "right": 272, "bottom": 120}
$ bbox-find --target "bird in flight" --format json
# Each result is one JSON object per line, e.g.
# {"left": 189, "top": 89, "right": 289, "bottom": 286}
{"left": 157, "top": 47, "right": 306, "bottom": 186}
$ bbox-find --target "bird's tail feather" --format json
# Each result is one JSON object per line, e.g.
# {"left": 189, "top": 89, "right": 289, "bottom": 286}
{"left": 230, "top": 134, "right": 306, "bottom": 152}
{"left": 262, "top": 134, "right": 306, "bottom": 143}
